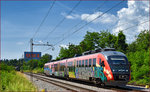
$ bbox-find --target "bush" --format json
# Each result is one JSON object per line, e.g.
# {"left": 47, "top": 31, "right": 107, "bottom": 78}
{"left": 0, "top": 63, "right": 14, "bottom": 72}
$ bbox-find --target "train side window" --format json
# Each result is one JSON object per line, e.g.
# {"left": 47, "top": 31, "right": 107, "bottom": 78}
{"left": 60, "top": 63, "right": 61, "bottom": 71}
{"left": 99, "top": 59, "right": 101, "bottom": 65}
{"left": 79, "top": 60, "right": 81, "bottom": 67}
{"left": 74, "top": 61, "right": 76, "bottom": 67}
{"left": 54, "top": 64, "right": 57, "bottom": 71}
{"left": 82, "top": 60, "right": 84, "bottom": 67}
{"left": 93, "top": 58, "right": 96, "bottom": 67}
{"left": 62, "top": 63, "right": 63, "bottom": 71}
{"left": 71, "top": 62, "right": 73, "bottom": 72}
{"left": 62, "top": 63, "right": 63, "bottom": 69}
{"left": 89, "top": 59, "right": 92, "bottom": 67}
{"left": 85, "top": 59, "right": 88, "bottom": 67}
{"left": 63, "top": 63, "right": 65, "bottom": 70}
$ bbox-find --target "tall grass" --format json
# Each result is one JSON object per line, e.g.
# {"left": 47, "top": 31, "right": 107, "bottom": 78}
{"left": 0, "top": 70, "right": 37, "bottom": 91}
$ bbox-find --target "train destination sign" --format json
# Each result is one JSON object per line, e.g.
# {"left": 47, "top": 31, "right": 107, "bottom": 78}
{"left": 24, "top": 52, "right": 41, "bottom": 62}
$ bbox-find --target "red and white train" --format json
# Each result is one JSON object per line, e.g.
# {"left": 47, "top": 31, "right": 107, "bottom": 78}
{"left": 44, "top": 48, "right": 131, "bottom": 86}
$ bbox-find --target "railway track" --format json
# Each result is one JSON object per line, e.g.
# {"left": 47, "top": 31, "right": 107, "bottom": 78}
{"left": 25, "top": 72, "right": 98, "bottom": 92}
{"left": 24, "top": 72, "right": 148, "bottom": 92}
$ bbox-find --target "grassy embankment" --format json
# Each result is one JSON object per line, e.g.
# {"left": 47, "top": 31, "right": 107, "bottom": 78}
{"left": 22, "top": 67, "right": 44, "bottom": 73}
{"left": 0, "top": 64, "right": 37, "bottom": 91}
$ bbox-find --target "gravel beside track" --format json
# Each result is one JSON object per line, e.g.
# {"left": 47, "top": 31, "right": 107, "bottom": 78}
{"left": 25, "top": 73, "right": 68, "bottom": 91}
{"left": 24, "top": 72, "right": 115, "bottom": 92}
{"left": 24, "top": 72, "right": 150, "bottom": 92}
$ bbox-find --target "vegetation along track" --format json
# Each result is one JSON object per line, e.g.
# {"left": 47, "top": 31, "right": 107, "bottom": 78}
{"left": 24, "top": 72, "right": 145, "bottom": 92}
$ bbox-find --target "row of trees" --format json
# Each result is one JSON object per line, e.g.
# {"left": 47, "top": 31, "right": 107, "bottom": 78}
{"left": 1, "top": 54, "right": 52, "bottom": 71}
{"left": 56, "top": 30, "right": 128, "bottom": 60}
{"left": 22, "top": 53, "right": 52, "bottom": 70}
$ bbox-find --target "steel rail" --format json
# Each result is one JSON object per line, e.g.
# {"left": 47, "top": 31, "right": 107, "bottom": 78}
{"left": 25, "top": 72, "right": 96, "bottom": 92}
{"left": 24, "top": 72, "right": 144, "bottom": 92}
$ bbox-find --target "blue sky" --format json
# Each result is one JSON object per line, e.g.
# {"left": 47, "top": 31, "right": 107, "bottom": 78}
{"left": 1, "top": 0, "right": 149, "bottom": 59}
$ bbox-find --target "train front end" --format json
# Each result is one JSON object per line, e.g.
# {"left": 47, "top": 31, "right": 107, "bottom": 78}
{"left": 101, "top": 51, "right": 131, "bottom": 86}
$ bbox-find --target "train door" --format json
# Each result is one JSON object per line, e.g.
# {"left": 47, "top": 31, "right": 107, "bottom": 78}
{"left": 49, "top": 64, "right": 52, "bottom": 75}
{"left": 95, "top": 57, "right": 107, "bottom": 83}
{"left": 64, "top": 60, "right": 69, "bottom": 77}
{"left": 52, "top": 63, "right": 55, "bottom": 75}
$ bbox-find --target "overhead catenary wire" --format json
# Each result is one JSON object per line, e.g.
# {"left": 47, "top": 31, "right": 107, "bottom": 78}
{"left": 53, "top": 2, "right": 148, "bottom": 44}
{"left": 122, "top": 20, "right": 149, "bottom": 31}
{"left": 53, "top": 0, "right": 125, "bottom": 46}
{"left": 42, "top": 0, "right": 125, "bottom": 52}
{"left": 60, "top": 0, "right": 107, "bottom": 38}
{"left": 42, "top": 0, "right": 81, "bottom": 41}
{"left": 111, "top": 15, "right": 149, "bottom": 30}
{"left": 32, "top": 0, "right": 56, "bottom": 39}
{"left": 42, "top": 19, "right": 149, "bottom": 53}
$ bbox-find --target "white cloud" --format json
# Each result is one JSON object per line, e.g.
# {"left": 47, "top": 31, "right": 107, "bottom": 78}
{"left": 81, "top": 12, "right": 118, "bottom": 24}
{"left": 38, "top": 40, "right": 43, "bottom": 44}
{"left": 61, "top": 12, "right": 80, "bottom": 19}
{"left": 59, "top": 44, "right": 68, "bottom": 48}
{"left": 16, "top": 42, "right": 24, "bottom": 45}
{"left": 112, "top": 0, "right": 149, "bottom": 43}
{"left": 60, "top": 1, "right": 149, "bottom": 44}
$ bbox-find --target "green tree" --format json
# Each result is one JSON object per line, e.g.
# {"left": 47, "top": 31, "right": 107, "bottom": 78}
{"left": 40, "top": 53, "right": 52, "bottom": 63}
{"left": 58, "top": 47, "right": 70, "bottom": 59}
{"left": 115, "top": 30, "right": 128, "bottom": 53}
{"left": 80, "top": 31, "right": 99, "bottom": 52}
{"left": 126, "top": 30, "right": 150, "bottom": 85}
{"left": 39, "top": 53, "right": 52, "bottom": 68}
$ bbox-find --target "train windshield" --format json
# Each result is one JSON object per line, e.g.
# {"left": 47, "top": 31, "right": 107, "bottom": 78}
{"left": 108, "top": 56, "right": 127, "bottom": 65}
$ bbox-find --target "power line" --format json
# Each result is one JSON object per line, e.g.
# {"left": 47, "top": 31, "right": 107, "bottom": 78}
{"left": 43, "top": 20, "right": 149, "bottom": 53}
{"left": 46, "top": 20, "right": 148, "bottom": 53}
{"left": 53, "top": 2, "right": 148, "bottom": 46}
{"left": 60, "top": 0, "right": 107, "bottom": 39}
{"left": 53, "top": 0, "right": 124, "bottom": 46}
{"left": 42, "top": 1, "right": 124, "bottom": 52}
{"left": 32, "top": 0, "right": 56, "bottom": 39}
{"left": 42, "top": 0, "right": 81, "bottom": 41}
{"left": 112, "top": 15, "right": 149, "bottom": 30}
{"left": 123, "top": 20, "right": 149, "bottom": 31}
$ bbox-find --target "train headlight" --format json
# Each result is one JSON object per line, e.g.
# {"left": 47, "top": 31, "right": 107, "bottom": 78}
{"left": 112, "top": 69, "right": 117, "bottom": 72}
{"left": 126, "top": 70, "right": 128, "bottom": 72}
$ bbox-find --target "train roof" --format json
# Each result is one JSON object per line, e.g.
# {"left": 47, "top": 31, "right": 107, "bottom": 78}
{"left": 101, "top": 51, "right": 126, "bottom": 57}
{"left": 44, "top": 51, "right": 126, "bottom": 65}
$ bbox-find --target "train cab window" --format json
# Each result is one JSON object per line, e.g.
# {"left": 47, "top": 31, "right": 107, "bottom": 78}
{"left": 85, "top": 59, "right": 88, "bottom": 67}
{"left": 79, "top": 60, "right": 81, "bottom": 67}
{"left": 109, "top": 56, "right": 127, "bottom": 64}
{"left": 89, "top": 59, "right": 92, "bottom": 67}
{"left": 82, "top": 60, "right": 84, "bottom": 67}
{"left": 93, "top": 58, "right": 96, "bottom": 67}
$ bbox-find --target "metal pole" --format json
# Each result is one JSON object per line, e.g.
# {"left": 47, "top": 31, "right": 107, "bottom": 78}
{"left": 30, "top": 38, "right": 33, "bottom": 82}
